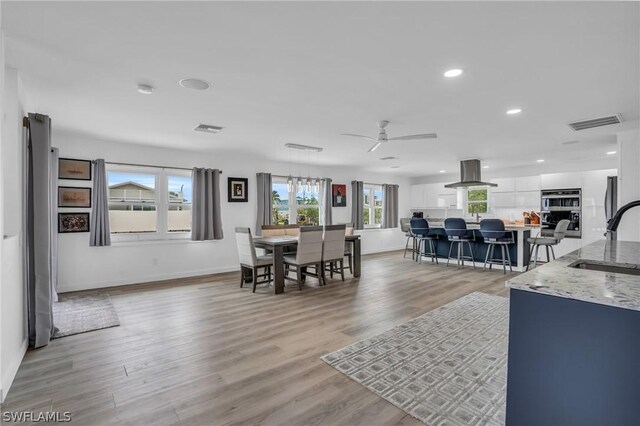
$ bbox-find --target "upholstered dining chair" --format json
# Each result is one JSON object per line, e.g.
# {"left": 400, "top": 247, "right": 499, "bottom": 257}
{"left": 479, "top": 219, "right": 514, "bottom": 274}
{"left": 234, "top": 227, "right": 273, "bottom": 292}
{"left": 343, "top": 223, "right": 355, "bottom": 274}
{"left": 283, "top": 226, "right": 324, "bottom": 289}
{"left": 526, "top": 219, "right": 570, "bottom": 270}
{"left": 323, "top": 224, "right": 347, "bottom": 282}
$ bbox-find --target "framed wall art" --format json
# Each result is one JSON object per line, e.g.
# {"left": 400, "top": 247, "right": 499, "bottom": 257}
{"left": 59, "top": 158, "right": 92, "bottom": 180}
{"left": 58, "top": 186, "right": 92, "bottom": 208}
{"left": 228, "top": 177, "right": 248, "bottom": 202}
{"left": 58, "top": 213, "right": 90, "bottom": 233}
{"left": 332, "top": 184, "right": 347, "bottom": 207}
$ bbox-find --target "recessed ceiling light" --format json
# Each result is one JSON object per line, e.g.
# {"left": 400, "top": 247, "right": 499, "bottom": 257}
{"left": 507, "top": 108, "right": 523, "bottom": 115}
{"left": 536, "top": 159, "right": 545, "bottom": 163}
{"left": 179, "top": 78, "right": 211, "bottom": 90}
{"left": 483, "top": 165, "right": 490, "bottom": 169}
{"left": 285, "top": 143, "right": 323, "bottom": 152}
{"left": 444, "top": 69, "right": 463, "bottom": 78}
{"left": 606, "top": 151, "right": 617, "bottom": 155}
{"left": 439, "top": 170, "right": 446, "bottom": 173}
{"left": 136, "top": 84, "right": 154, "bottom": 95}
{"left": 194, "top": 124, "right": 223, "bottom": 133}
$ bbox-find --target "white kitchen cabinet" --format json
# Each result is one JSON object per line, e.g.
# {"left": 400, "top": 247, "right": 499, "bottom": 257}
{"left": 490, "top": 192, "right": 516, "bottom": 208}
{"left": 515, "top": 191, "right": 540, "bottom": 209}
{"left": 490, "top": 177, "right": 516, "bottom": 192}
{"left": 540, "top": 172, "right": 582, "bottom": 190}
{"left": 515, "top": 176, "right": 541, "bottom": 192}
{"left": 410, "top": 184, "right": 426, "bottom": 208}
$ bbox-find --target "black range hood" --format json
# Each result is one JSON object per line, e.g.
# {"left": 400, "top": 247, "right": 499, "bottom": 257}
{"left": 444, "top": 159, "right": 497, "bottom": 188}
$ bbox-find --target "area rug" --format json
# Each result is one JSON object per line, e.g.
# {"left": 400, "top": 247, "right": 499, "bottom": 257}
{"left": 321, "top": 292, "right": 509, "bottom": 426}
{"left": 53, "top": 293, "right": 120, "bottom": 338}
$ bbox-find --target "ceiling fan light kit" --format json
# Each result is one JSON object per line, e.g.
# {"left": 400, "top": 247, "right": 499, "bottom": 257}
{"left": 341, "top": 120, "right": 437, "bottom": 152}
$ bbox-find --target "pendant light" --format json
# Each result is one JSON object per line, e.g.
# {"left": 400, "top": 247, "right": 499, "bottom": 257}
{"left": 287, "top": 147, "right": 294, "bottom": 192}
{"left": 297, "top": 177, "right": 303, "bottom": 193}
{"left": 314, "top": 151, "right": 320, "bottom": 193}
{"left": 306, "top": 177, "right": 312, "bottom": 193}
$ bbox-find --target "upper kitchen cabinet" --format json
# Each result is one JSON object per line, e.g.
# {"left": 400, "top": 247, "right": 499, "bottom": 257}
{"left": 490, "top": 177, "right": 516, "bottom": 192}
{"left": 540, "top": 172, "right": 582, "bottom": 190}
{"left": 515, "top": 176, "right": 541, "bottom": 192}
{"left": 581, "top": 169, "right": 617, "bottom": 207}
{"left": 410, "top": 184, "right": 426, "bottom": 208}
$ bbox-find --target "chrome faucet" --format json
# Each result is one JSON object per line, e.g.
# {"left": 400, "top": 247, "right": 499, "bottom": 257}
{"left": 605, "top": 200, "right": 640, "bottom": 240}
{"left": 475, "top": 212, "right": 482, "bottom": 223}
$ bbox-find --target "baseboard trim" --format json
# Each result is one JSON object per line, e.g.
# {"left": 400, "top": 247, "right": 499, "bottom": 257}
{"left": 1, "top": 338, "right": 28, "bottom": 403}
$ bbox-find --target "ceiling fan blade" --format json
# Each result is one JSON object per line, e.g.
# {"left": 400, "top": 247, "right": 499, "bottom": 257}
{"left": 368, "top": 142, "right": 383, "bottom": 152}
{"left": 388, "top": 133, "right": 438, "bottom": 141}
{"left": 340, "top": 133, "right": 376, "bottom": 141}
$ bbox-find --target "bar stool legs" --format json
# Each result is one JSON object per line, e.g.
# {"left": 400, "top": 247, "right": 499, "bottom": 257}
{"left": 416, "top": 238, "right": 438, "bottom": 264}
{"left": 483, "top": 243, "right": 512, "bottom": 274}
{"left": 527, "top": 243, "right": 558, "bottom": 271}
{"left": 446, "top": 240, "right": 475, "bottom": 269}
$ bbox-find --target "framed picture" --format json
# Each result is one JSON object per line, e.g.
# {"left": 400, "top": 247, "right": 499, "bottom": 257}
{"left": 58, "top": 187, "right": 92, "bottom": 208}
{"left": 332, "top": 184, "right": 347, "bottom": 207}
{"left": 58, "top": 213, "right": 90, "bottom": 233}
{"left": 59, "top": 158, "right": 92, "bottom": 181}
{"left": 228, "top": 177, "right": 248, "bottom": 202}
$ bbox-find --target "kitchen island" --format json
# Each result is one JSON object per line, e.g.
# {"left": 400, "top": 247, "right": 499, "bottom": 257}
{"left": 419, "top": 222, "right": 540, "bottom": 271}
{"left": 505, "top": 240, "right": 640, "bottom": 426}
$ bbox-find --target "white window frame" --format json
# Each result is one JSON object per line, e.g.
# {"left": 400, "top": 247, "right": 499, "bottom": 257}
{"left": 107, "top": 164, "right": 192, "bottom": 242}
{"left": 466, "top": 186, "right": 489, "bottom": 216}
{"left": 272, "top": 177, "right": 323, "bottom": 226}
{"left": 363, "top": 184, "right": 383, "bottom": 229}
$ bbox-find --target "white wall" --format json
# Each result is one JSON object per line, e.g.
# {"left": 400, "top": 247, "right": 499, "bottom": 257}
{"left": 617, "top": 130, "right": 640, "bottom": 241}
{"left": 1, "top": 62, "right": 30, "bottom": 401}
{"left": 52, "top": 130, "right": 411, "bottom": 292}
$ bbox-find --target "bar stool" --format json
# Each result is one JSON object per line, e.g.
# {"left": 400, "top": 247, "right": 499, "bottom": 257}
{"left": 480, "top": 219, "right": 514, "bottom": 274}
{"left": 400, "top": 218, "right": 416, "bottom": 259}
{"left": 526, "top": 219, "right": 570, "bottom": 270}
{"left": 410, "top": 218, "right": 439, "bottom": 264}
{"left": 444, "top": 218, "right": 475, "bottom": 269}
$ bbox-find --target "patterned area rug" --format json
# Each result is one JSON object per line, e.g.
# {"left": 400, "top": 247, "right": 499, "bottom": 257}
{"left": 53, "top": 293, "right": 120, "bottom": 338}
{"left": 321, "top": 292, "right": 509, "bottom": 426}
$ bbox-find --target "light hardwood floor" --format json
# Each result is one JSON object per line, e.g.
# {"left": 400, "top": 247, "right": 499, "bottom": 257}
{"left": 1, "top": 251, "right": 515, "bottom": 426}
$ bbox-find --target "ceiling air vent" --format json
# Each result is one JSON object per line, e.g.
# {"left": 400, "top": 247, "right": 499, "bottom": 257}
{"left": 194, "top": 124, "right": 223, "bottom": 133}
{"left": 567, "top": 114, "right": 623, "bottom": 131}
{"left": 379, "top": 156, "right": 399, "bottom": 161}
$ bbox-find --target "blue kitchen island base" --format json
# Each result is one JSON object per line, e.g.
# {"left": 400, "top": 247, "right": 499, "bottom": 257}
{"left": 505, "top": 288, "right": 640, "bottom": 426}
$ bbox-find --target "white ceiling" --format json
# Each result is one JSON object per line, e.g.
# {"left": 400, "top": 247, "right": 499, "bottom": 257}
{"left": 3, "top": 1, "right": 638, "bottom": 177}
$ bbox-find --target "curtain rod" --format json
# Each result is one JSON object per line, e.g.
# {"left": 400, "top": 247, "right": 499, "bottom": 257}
{"left": 272, "top": 174, "right": 330, "bottom": 180}
{"left": 106, "top": 161, "right": 222, "bottom": 174}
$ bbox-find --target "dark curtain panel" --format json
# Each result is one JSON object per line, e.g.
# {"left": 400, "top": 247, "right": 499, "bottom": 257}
{"left": 382, "top": 184, "right": 400, "bottom": 228}
{"left": 90, "top": 159, "right": 111, "bottom": 246}
{"left": 26, "top": 113, "right": 57, "bottom": 348}
{"left": 323, "top": 178, "right": 332, "bottom": 226}
{"left": 191, "top": 168, "right": 224, "bottom": 241}
{"left": 255, "top": 172, "right": 272, "bottom": 235}
{"left": 351, "top": 180, "right": 364, "bottom": 230}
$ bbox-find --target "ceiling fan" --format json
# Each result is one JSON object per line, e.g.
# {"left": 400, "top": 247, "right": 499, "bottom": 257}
{"left": 341, "top": 120, "right": 437, "bottom": 152}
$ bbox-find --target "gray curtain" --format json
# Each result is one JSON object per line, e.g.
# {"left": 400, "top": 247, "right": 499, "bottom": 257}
{"left": 351, "top": 180, "right": 364, "bottom": 230}
{"left": 90, "top": 159, "right": 111, "bottom": 247}
{"left": 382, "top": 184, "right": 400, "bottom": 229}
{"left": 192, "top": 168, "right": 224, "bottom": 241}
{"left": 26, "top": 113, "right": 57, "bottom": 348}
{"left": 255, "top": 172, "right": 272, "bottom": 235}
{"left": 50, "top": 148, "right": 59, "bottom": 301}
{"left": 322, "top": 178, "right": 332, "bottom": 226}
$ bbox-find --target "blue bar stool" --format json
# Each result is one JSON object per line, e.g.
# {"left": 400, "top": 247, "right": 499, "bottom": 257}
{"left": 444, "top": 218, "right": 475, "bottom": 269}
{"left": 410, "top": 218, "right": 438, "bottom": 264}
{"left": 480, "top": 219, "right": 514, "bottom": 274}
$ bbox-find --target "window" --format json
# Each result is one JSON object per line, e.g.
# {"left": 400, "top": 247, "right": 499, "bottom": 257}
{"left": 272, "top": 178, "right": 322, "bottom": 226}
{"left": 107, "top": 165, "right": 192, "bottom": 240}
{"left": 363, "top": 184, "right": 383, "bottom": 228}
{"left": 467, "top": 188, "right": 488, "bottom": 214}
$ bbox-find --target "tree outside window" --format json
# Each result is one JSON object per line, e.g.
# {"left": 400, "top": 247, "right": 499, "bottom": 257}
{"left": 467, "top": 188, "right": 488, "bottom": 214}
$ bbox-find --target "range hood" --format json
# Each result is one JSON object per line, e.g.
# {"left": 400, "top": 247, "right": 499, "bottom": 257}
{"left": 444, "top": 159, "right": 497, "bottom": 188}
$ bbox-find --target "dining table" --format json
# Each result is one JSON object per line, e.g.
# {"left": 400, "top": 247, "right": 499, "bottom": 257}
{"left": 252, "top": 234, "right": 361, "bottom": 294}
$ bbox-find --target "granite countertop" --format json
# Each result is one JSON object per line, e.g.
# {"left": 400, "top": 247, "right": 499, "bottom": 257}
{"left": 507, "top": 240, "right": 640, "bottom": 311}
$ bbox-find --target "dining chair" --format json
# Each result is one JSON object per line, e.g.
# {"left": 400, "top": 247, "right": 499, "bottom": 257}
{"left": 343, "top": 223, "right": 354, "bottom": 274}
{"left": 323, "top": 224, "right": 347, "bottom": 282}
{"left": 410, "top": 218, "right": 439, "bottom": 264}
{"left": 444, "top": 218, "right": 475, "bottom": 269}
{"left": 526, "top": 219, "right": 570, "bottom": 270}
{"left": 234, "top": 227, "right": 273, "bottom": 292}
{"left": 479, "top": 219, "right": 514, "bottom": 274}
{"left": 400, "top": 218, "right": 416, "bottom": 259}
{"left": 283, "top": 226, "right": 324, "bottom": 289}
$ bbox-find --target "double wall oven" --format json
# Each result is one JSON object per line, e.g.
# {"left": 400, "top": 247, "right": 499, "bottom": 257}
{"left": 540, "top": 189, "right": 581, "bottom": 238}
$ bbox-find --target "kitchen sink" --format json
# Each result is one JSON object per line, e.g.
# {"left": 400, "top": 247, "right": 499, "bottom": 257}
{"left": 569, "top": 260, "right": 640, "bottom": 276}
